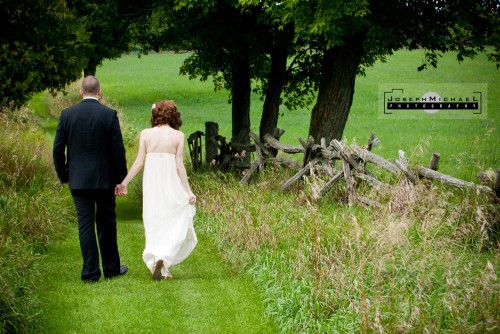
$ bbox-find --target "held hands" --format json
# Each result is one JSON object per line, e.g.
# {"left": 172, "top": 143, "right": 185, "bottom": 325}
{"left": 114, "top": 184, "right": 128, "bottom": 197}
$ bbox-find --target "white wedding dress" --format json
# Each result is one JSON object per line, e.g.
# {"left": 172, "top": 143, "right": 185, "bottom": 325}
{"left": 142, "top": 152, "right": 197, "bottom": 277}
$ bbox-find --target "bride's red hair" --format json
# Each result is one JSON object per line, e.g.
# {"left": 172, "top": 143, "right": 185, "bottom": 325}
{"left": 150, "top": 100, "right": 182, "bottom": 129}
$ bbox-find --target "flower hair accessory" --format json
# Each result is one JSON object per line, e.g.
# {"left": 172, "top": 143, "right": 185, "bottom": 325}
{"left": 151, "top": 103, "right": 156, "bottom": 111}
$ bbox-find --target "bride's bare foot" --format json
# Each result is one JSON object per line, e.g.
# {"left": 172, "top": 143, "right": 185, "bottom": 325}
{"left": 165, "top": 269, "right": 173, "bottom": 280}
{"left": 152, "top": 260, "right": 164, "bottom": 281}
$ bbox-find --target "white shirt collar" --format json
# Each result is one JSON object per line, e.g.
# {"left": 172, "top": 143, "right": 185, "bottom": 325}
{"left": 83, "top": 97, "right": 99, "bottom": 101}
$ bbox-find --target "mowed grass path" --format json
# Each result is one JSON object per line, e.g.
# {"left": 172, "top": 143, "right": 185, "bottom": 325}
{"left": 33, "top": 196, "right": 276, "bottom": 333}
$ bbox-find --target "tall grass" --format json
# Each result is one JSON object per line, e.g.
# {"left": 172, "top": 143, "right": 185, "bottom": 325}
{"left": 191, "top": 166, "right": 499, "bottom": 333}
{"left": 0, "top": 108, "right": 73, "bottom": 333}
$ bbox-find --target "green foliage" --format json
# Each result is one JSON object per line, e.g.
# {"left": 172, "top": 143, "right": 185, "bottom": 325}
{"left": 131, "top": 0, "right": 320, "bottom": 113}
{"left": 0, "top": 108, "right": 72, "bottom": 333}
{"left": 0, "top": 0, "right": 137, "bottom": 108}
{"left": 257, "top": 0, "right": 500, "bottom": 68}
{"left": 66, "top": 0, "right": 132, "bottom": 75}
{"left": 0, "top": 0, "right": 88, "bottom": 108}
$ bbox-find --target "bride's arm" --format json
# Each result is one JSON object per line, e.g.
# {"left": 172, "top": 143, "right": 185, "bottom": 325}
{"left": 116, "top": 131, "right": 147, "bottom": 195}
{"left": 176, "top": 132, "right": 196, "bottom": 204}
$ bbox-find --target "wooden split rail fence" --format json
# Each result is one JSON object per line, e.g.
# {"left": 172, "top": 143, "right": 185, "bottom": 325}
{"left": 188, "top": 123, "right": 499, "bottom": 205}
{"left": 245, "top": 132, "right": 497, "bottom": 206}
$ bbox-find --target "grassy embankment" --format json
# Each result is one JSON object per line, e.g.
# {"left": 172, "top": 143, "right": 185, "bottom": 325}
{"left": 0, "top": 108, "right": 73, "bottom": 333}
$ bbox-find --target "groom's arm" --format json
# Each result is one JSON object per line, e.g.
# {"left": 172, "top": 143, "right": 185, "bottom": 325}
{"left": 53, "top": 115, "right": 69, "bottom": 184}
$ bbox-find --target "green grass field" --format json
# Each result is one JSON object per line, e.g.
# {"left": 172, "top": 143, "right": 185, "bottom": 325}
{"left": 29, "top": 50, "right": 499, "bottom": 333}
{"left": 97, "top": 50, "right": 498, "bottom": 180}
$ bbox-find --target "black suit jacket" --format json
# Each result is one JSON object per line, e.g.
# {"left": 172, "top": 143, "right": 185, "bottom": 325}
{"left": 53, "top": 98, "right": 127, "bottom": 190}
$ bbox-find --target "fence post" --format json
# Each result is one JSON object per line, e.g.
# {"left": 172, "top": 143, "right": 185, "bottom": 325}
{"left": 187, "top": 131, "right": 204, "bottom": 170}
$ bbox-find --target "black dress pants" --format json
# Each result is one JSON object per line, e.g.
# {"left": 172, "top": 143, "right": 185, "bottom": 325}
{"left": 71, "top": 189, "right": 121, "bottom": 281}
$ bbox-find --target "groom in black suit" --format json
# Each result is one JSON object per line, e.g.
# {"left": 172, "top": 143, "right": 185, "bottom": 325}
{"left": 53, "top": 76, "right": 128, "bottom": 283}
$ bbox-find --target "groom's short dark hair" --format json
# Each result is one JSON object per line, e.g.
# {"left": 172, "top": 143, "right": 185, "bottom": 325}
{"left": 81, "top": 76, "right": 100, "bottom": 95}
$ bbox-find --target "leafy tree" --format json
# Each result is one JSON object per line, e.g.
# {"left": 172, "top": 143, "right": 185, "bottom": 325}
{"left": 66, "top": 0, "right": 134, "bottom": 76}
{"left": 132, "top": 0, "right": 498, "bottom": 149}
{"left": 132, "top": 0, "right": 316, "bottom": 150}
{"left": 131, "top": 0, "right": 267, "bottom": 156}
{"left": 244, "top": 0, "right": 499, "bottom": 144}
{"left": 0, "top": 0, "right": 87, "bottom": 108}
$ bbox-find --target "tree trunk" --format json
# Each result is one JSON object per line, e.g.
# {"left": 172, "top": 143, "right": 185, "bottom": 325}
{"left": 259, "top": 38, "right": 289, "bottom": 142}
{"left": 231, "top": 50, "right": 251, "bottom": 165}
{"left": 84, "top": 60, "right": 97, "bottom": 77}
{"left": 308, "top": 34, "right": 364, "bottom": 143}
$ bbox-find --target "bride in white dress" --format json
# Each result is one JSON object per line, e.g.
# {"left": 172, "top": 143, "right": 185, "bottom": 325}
{"left": 116, "top": 100, "right": 197, "bottom": 280}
